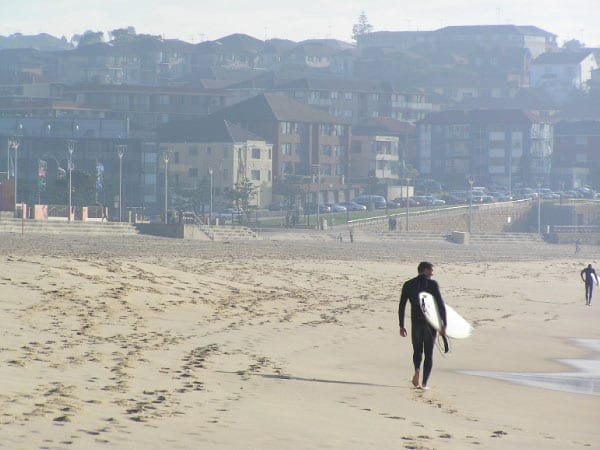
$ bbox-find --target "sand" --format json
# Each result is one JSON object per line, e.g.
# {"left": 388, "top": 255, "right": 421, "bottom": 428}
{"left": 0, "top": 231, "right": 597, "bottom": 449}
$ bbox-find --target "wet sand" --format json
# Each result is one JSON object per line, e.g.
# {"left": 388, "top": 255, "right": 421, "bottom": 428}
{"left": 0, "top": 231, "right": 597, "bottom": 449}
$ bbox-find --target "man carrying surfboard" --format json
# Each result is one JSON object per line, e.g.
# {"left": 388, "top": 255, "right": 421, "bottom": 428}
{"left": 398, "top": 261, "right": 447, "bottom": 390}
{"left": 580, "top": 263, "right": 599, "bottom": 306}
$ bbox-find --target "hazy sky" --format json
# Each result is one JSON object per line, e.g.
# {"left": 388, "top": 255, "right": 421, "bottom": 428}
{"left": 2, "top": 0, "right": 598, "bottom": 46}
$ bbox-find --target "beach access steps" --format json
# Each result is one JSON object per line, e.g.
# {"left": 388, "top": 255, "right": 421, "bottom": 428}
{"left": 196, "top": 224, "right": 258, "bottom": 241}
{"left": 0, "top": 217, "right": 139, "bottom": 236}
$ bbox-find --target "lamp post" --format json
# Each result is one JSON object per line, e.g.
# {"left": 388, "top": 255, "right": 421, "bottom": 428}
{"left": 467, "top": 175, "right": 474, "bottom": 233}
{"left": 405, "top": 177, "right": 411, "bottom": 232}
{"left": 67, "top": 140, "right": 76, "bottom": 222}
{"left": 163, "top": 152, "right": 169, "bottom": 224}
{"left": 8, "top": 137, "right": 20, "bottom": 213}
{"left": 537, "top": 180, "right": 542, "bottom": 236}
{"left": 116, "top": 144, "right": 126, "bottom": 222}
{"left": 209, "top": 167, "right": 213, "bottom": 225}
{"left": 312, "top": 164, "right": 321, "bottom": 230}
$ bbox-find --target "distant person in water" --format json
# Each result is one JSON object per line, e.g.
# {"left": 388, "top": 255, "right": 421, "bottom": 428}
{"left": 580, "top": 263, "right": 598, "bottom": 306}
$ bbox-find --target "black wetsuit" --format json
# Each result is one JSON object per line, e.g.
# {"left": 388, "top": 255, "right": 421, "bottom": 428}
{"left": 581, "top": 265, "right": 598, "bottom": 305}
{"left": 398, "top": 274, "right": 447, "bottom": 386}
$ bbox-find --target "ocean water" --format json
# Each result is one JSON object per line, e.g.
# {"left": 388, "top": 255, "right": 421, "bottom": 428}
{"left": 462, "top": 338, "right": 600, "bottom": 396}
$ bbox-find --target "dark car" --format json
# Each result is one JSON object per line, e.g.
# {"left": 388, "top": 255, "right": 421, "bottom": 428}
{"left": 392, "top": 197, "right": 420, "bottom": 207}
{"left": 353, "top": 195, "right": 387, "bottom": 209}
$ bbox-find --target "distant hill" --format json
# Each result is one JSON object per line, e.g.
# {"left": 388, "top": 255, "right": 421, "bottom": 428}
{"left": 0, "top": 33, "right": 72, "bottom": 51}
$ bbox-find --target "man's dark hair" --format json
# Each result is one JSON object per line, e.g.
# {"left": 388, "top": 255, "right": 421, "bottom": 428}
{"left": 418, "top": 261, "right": 433, "bottom": 273}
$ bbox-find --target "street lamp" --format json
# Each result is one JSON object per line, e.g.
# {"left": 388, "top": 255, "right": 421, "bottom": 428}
{"left": 163, "top": 152, "right": 170, "bottom": 224}
{"left": 312, "top": 164, "right": 321, "bottom": 229}
{"left": 116, "top": 144, "right": 126, "bottom": 222}
{"left": 209, "top": 167, "right": 213, "bottom": 225}
{"left": 405, "top": 177, "right": 411, "bottom": 232}
{"left": 8, "top": 137, "right": 20, "bottom": 213}
{"left": 537, "top": 180, "right": 542, "bottom": 236}
{"left": 467, "top": 175, "right": 474, "bottom": 233}
{"left": 67, "top": 140, "right": 76, "bottom": 222}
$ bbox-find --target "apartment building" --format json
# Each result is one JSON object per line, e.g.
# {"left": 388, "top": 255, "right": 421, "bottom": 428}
{"left": 214, "top": 92, "right": 354, "bottom": 204}
{"left": 156, "top": 116, "right": 273, "bottom": 209}
{"left": 417, "top": 109, "right": 553, "bottom": 189}
{"left": 553, "top": 120, "right": 600, "bottom": 189}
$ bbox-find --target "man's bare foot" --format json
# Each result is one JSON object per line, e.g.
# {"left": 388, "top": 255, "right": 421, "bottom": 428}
{"left": 412, "top": 371, "right": 420, "bottom": 387}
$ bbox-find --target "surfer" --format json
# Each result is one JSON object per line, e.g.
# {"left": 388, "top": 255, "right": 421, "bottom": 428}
{"left": 580, "top": 263, "right": 598, "bottom": 306}
{"left": 398, "top": 261, "right": 447, "bottom": 389}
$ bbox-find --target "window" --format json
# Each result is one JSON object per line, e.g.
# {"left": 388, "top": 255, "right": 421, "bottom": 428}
{"left": 207, "top": 146, "right": 212, "bottom": 155}
{"left": 281, "top": 121, "right": 297, "bottom": 134}
{"left": 334, "top": 145, "right": 346, "bottom": 157}
{"left": 281, "top": 143, "right": 292, "bottom": 155}
{"left": 281, "top": 161, "right": 293, "bottom": 174}
{"left": 344, "top": 92, "right": 353, "bottom": 100}
{"left": 251, "top": 170, "right": 261, "bottom": 181}
{"left": 294, "top": 91, "right": 304, "bottom": 99}
{"left": 322, "top": 145, "right": 332, "bottom": 156}
{"left": 252, "top": 148, "right": 261, "bottom": 159}
{"left": 188, "top": 168, "right": 198, "bottom": 177}
{"left": 331, "top": 91, "right": 338, "bottom": 99}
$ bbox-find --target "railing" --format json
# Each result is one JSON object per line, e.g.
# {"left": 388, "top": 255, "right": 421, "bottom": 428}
{"left": 551, "top": 225, "right": 600, "bottom": 233}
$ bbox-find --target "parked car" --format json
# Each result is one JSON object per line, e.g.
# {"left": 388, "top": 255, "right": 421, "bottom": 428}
{"left": 392, "top": 197, "right": 420, "bottom": 207}
{"left": 353, "top": 195, "right": 387, "bottom": 209}
{"left": 488, "top": 191, "right": 512, "bottom": 202}
{"left": 471, "top": 194, "right": 495, "bottom": 203}
{"left": 306, "top": 203, "right": 331, "bottom": 213}
{"left": 443, "top": 191, "right": 468, "bottom": 204}
{"left": 338, "top": 201, "right": 367, "bottom": 211}
{"left": 324, "top": 202, "right": 347, "bottom": 213}
{"left": 414, "top": 195, "right": 446, "bottom": 206}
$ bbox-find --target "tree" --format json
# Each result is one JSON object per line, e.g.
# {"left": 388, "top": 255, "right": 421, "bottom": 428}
{"left": 224, "top": 178, "right": 257, "bottom": 212}
{"left": 562, "top": 39, "right": 585, "bottom": 51}
{"left": 352, "top": 11, "right": 373, "bottom": 44}
{"left": 280, "top": 175, "right": 307, "bottom": 210}
{"left": 109, "top": 27, "right": 136, "bottom": 42}
{"left": 73, "top": 31, "right": 104, "bottom": 48}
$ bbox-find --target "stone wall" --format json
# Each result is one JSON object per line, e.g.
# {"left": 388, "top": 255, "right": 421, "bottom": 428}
{"left": 349, "top": 201, "right": 534, "bottom": 234}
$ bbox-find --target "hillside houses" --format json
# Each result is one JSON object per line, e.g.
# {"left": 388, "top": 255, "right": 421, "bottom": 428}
{"left": 1, "top": 24, "right": 600, "bottom": 217}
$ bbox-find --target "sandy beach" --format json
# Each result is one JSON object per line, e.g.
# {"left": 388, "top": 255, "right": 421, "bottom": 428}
{"left": 0, "top": 231, "right": 598, "bottom": 449}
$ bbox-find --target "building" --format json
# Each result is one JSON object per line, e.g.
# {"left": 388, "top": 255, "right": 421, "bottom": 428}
{"left": 214, "top": 92, "right": 353, "bottom": 204}
{"left": 350, "top": 117, "right": 416, "bottom": 185}
{"left": 359, "top": 25, "right": 557, "bottom": 59}
{"left": 0, "top": 116, "right": 150, "bottom": 217}
{"left": 273, "top": 78, "right": 433, "bottom": 125}
{"left": 553, "top": 121, "right": 600, "bottom": 189}
{"left": 64, "top": 84, "right": 228, "bottom": 137}
{"left": 417, "top": 109, "right": 553, "bottom": 190}
{"left": 156, "top": 116, "right": 273, "bottom": 210}
{"left": 530, "top": 51, "right": 599, "bottom": 103}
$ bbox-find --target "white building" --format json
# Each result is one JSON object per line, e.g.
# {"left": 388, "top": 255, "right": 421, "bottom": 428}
{"left": 530, "top": 51, "right": 599, "bottom": 102}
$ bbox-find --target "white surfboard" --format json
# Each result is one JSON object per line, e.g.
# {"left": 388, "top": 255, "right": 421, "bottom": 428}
{"left": 419, "top": 292, "right": 472, "bottom": 339}
{"left": 592, "top": 272, "right": 599, "bottom": 285}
